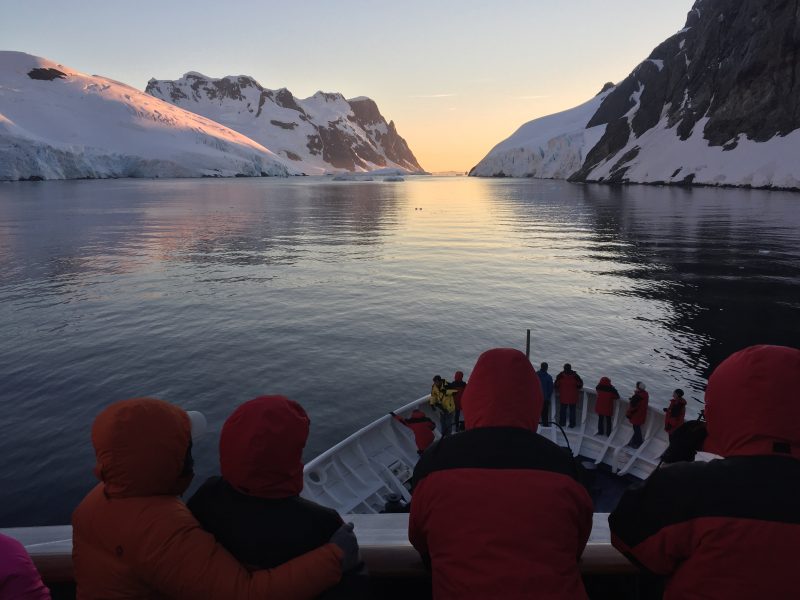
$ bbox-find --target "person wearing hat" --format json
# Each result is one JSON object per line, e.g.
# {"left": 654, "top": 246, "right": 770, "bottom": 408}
{"left": 391, "top": 409, "right": 437, "bottom": 454}
{"left": 72, "top": 397, "right": 356, "bottom": 599}
{"left": 609, "top": 345, "right": 800, "bottom": 600}
{"left": 188, "top": 395, "right": 366, "bottom": 599}
{"left": 663, "top": 389, "right": 687, "bottom": 436}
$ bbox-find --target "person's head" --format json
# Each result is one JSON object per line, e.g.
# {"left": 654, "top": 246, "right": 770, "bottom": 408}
{"left": 563, "top": 363, "right": 572, "bottom": 373}
{"left": 91, "top": 398, "right": 203, "bottom": 498}
{"left": 411, "top": 408, "right": 426, "bottom": 419}
{"left": 704, "top": 345, "right": 800, "bottom": 459}
{"left": 636, "top": 381, "right": 646, "bottom": 391}
{"left": 453, "top": 371, "right": 464, "bottom": 382}
{"left": 461, "top": 348, "right": 542, "bottom": 432}
{"left": 220, "top": 395, "right": 309, "bottom": 499}
{"left": 673, "top": 388, "right": 684, "bottom": 400}
{"left": 599, "top": 376, "right": 611, "bottom": 385}
{"left": 433, "top": 375, "right": 442, "bottom": 384}
{"left": 540, "top": 362, "right": 548, "bottom": 372}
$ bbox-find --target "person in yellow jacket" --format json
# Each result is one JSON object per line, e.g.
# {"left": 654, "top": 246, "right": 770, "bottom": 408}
{"left": 72, "top": 397, "right": 359, "bottom": 600}
{"left": 430, "top": 375, "right": 455, "bottom": 436}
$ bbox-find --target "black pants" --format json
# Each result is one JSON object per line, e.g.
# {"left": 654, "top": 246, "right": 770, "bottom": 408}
{"left": 541, "top": 401, "right": 551, "bottom": 424}
{"left": 597, "top": 415, "right": 612, "bottom": 436}
{"left": 559, "top": 404, "right": 576, "bottom": 428}
{"left": 628, "top": 425, "right": 643, "bottom": 448}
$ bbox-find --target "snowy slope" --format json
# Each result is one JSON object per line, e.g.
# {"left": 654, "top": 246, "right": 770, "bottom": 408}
{"left": 146, "top": 74, "right": 423, "bottom": 175}
{"left": 469, "top": 91, "right": 611, "bottom": 179}
{"left": 0, "top": 52, "right": 293, "bottom": 181}
{"left": 472, "top": 0, "right": 800, "bottom": 190}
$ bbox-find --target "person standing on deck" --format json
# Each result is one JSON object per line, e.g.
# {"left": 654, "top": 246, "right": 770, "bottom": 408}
{"left": 72, "top": 398, "right": 356, "bottom": 600}
{"left": 595, "top": 377, "right": 619, "bottom": 436}
{"left": 663, "top": 389, "right": 687, "bottom": 436}
{"left": 446, "top": 371, "right": 467, "bottom": 432}
{"left": 626, "top": 382, "right": 649, "bottom": 448}
{"left": 555, "top": 363, "right": 583, "bottom": 428}
{"left": 430, "top": 375, "right": 454, "bottom": 436}
{"left": 537, "top": 362, "right": 554, "bottom": 424}
{"left": 409, "top": 348, "right": 593, "bottom": 600}
{"left": 392, "top": 409, "right": 436, "bottom": 455}
{"left": 188, "top": 396, "right": 366, "bottom": 600}
{"left": 609, "top": 345, "right": 800, "bottom": 600}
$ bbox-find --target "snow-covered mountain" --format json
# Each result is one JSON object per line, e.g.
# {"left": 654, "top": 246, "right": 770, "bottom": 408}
{"left": 146, "top": 73, "right": 423, "bottom": 175}
{"left": 471, "top": 0, "right": 800, "bottom": 190}
{"left": 0, "top": 52, "right": 293, "bottom": 181}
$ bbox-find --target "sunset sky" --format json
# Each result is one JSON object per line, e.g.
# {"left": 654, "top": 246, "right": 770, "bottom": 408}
{"left": 2, "top": 1, "right": 692, "bottom": 172}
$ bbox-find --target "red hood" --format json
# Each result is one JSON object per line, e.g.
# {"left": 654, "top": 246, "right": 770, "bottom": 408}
{"left": 411, "top": 409, "right": 426, "bottom": 419}
{"left": 454, "top": 371, "right": 464, "bottom": 382}
{"left": 220, "top": 395, "right": 308, "bottom": 498}
{"left": 704, "top": 345, "right": 800, "bottom": 458}
{"left": 92, "top": 398, "right": 193, "bottom": 498}
{"left": 462, "top": 348, "right": 542, "bottom": 431}
{"left": 598, "top": 377, "right": 611, "bottom": 386}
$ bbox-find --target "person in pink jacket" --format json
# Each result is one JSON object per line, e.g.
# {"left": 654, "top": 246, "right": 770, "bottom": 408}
{"left": 0, "top": 533, "right": 51, "bottom": 599}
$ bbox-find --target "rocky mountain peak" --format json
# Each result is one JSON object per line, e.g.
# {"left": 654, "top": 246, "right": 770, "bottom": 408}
{"left": 146, "top": 72, "right": 423, "bottom": 174}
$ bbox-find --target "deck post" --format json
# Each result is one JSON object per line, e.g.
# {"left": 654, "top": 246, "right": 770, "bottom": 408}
{"left": 525, "top": 329, "right": 531, "bottom": 359}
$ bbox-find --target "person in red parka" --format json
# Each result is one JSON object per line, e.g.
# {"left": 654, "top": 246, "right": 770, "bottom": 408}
{"left": 595, "top": 377, "right": 619, "bottom": 437}
{"left": 187, "top": 396, "right": 365, "bottom": 600}
{"left": 609, "top": 345, "right": 800, "bottom": 600}
{"left": 555, "top": 363, "right": 583, "bottom": 428}
{"left": 663, "top": 388, "right": 687, "bottom": 436}
{"left": 625, "top": 381, "right": 649, "bottom": 448}
{"left": 409, "top": 348, "right": 593, "bottom": 600}
{"left": 392, "top": 409, "right": 436, "bottom": 454}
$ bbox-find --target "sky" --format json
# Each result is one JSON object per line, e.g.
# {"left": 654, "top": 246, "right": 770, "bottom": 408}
{"left": 1, "top": 1, "right": 693, "bottom": 173}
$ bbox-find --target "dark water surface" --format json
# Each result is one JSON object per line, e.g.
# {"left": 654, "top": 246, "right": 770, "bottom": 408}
{"left": 1, "top": 177, "right": 798, "bottom": 526}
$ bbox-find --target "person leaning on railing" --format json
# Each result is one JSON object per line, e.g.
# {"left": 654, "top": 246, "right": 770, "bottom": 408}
{"left": 609, "top": 345, "right": 800, "bottom": 600}
{"left": 72, "top": 398, "right": 358, "bottom": 600}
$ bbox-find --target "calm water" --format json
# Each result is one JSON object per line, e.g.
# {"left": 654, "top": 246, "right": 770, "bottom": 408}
{"left": 1, "top": 177, "right": 798, "bottom": 526}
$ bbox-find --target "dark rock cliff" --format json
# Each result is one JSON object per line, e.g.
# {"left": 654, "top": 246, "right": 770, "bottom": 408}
{"left": 572, "top": 0, "right": 800, "bottom": 182}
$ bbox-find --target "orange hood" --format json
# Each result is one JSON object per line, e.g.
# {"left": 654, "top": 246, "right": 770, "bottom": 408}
{"left": 220, "top": 395, "right": 309, "bottom": 499}
{"left": 92, "top": 398, "right": 193, "bottom": 498}
{"left": 705, "top": 345, "right": 800, "bottom": 458}
{"left": 462, "top": 348, "right": 542, "bottom": 431}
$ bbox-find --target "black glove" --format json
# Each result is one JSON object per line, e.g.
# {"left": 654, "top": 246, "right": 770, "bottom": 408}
{"left": 661, "top": 420, "right": 707, "bottom": 464}
{"left": 330, "top": 522, "right": 361, "bottom": 572}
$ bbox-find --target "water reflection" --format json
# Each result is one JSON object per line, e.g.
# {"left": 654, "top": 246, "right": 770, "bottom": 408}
{"left": 0, "top": 177, "right": 798, "bottom": 527}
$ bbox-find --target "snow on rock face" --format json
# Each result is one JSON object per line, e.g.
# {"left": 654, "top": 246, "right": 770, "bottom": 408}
{"left": 0, "top": 52, "right": 293, "bottom": 181}
{"left": 146, "top": 73, "right": 423, "bottom": 175}
{"left": 472, "top": 0, "right": 800, "bottom": 191}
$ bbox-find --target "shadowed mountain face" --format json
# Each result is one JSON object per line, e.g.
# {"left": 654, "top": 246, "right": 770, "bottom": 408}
{"left": 146, "top": 74, "right": 423, "bottom": 175}
{"left": 574, "top": 0, "right": 800, "bottom": 182}
{"left": 472, "top": 0, "right": 800, "bottom": 190}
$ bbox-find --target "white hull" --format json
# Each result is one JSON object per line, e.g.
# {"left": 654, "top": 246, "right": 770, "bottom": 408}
{"left": 302, "top": 389, "right": 670, "bottom": 514}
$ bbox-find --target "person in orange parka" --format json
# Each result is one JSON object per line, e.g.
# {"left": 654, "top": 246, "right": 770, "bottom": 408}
{"left": 663, "top": 389, "right": 687, "bottom": 436}
{"left": 626, "top": 382, "right": 649, "bottom": 448}
{"left": 72, "top": 397, "right": 355, "bottom": 600}
{"left": 595, "top": 377, "right": 620, "bottom": 437}
{"left": 555, "top": 363, "right": 583, "bottom": 428}
{"left": 392, "top": 409, "right": 436, "bottom": 455}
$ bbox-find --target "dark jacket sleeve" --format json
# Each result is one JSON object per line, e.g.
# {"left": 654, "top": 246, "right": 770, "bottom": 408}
{"left": 608, "top": 466, "right": 695, "bottom": 575}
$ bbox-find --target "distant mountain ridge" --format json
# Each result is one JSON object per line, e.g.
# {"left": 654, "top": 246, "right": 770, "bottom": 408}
{"left": 471, "top": 0, "right": 800, "bottom": 190}
{"left": 146, "top": 73, "right": 423, "bottom": 175}
{"left": 0, "top": 52, "right": 292, "bottom": 181}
